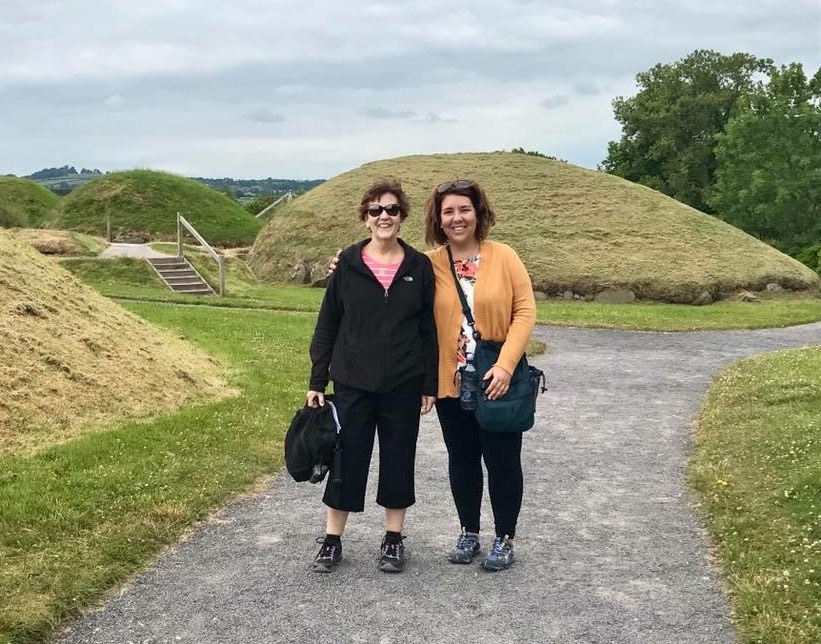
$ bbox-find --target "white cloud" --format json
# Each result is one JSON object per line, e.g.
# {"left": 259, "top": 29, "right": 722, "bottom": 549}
{"left": 0, "top": 0, "right": 818, "bottom": 178}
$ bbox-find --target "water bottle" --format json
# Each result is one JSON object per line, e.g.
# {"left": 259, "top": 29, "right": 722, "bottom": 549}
{"left": 459, "top": 361, "right": 478, "bottom": 411}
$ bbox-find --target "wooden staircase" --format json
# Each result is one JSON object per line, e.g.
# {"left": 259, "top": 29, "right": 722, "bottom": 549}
{"left": 148, "top": 256, "right": 214, "bottom": 296}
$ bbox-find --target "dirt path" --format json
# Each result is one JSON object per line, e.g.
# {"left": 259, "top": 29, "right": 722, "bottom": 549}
{"left": 57, "top": 322, "right": 820, "bottom": 644}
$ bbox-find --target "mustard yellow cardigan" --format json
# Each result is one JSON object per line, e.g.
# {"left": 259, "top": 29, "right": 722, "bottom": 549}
{"left": 427, "top": 240, "right": 537, "bottom": 399}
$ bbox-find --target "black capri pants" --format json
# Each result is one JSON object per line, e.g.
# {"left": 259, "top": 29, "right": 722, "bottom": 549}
{"left": 323, "top": 376, "right": 423, "bottom": 512}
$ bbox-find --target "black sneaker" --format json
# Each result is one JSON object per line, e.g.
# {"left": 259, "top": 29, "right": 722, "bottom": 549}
{"left": 312, "top": 537, "right": 342, "bottom": 573}
{"left": 379, "top": 535, "right": 406, "bottom": 573}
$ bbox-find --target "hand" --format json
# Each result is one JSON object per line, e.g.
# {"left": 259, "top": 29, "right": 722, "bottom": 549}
{"left": 306, "top": 390, "right": 325, "bottom": 407}
{"left": 421, "top": 395, "right": 436, "bottom": 414}
{"left": 481, "top": 365, "right": 511, "bottom": 400}
{"left": 327, "top": 250, "right": 341, "bottom": 275}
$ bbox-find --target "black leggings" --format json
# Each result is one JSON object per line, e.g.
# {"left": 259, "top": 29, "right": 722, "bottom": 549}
{"left": 435, "top": 397, "right": 523, "bottom": 538}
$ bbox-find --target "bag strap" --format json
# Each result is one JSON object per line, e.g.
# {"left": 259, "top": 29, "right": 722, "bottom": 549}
{"left": 326, "top": 401, "right": 342, "bottom": 435}
{"left": 446, "top": 245, "right": 482, "bottom": 341}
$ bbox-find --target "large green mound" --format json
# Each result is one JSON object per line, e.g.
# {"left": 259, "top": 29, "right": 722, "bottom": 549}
{"left": 46, "top": 170, "right": 261, "bottom": 247}
{"left": 248, "top": 152, "right": 820, "bottom": 303}
{"left": 0, "top": 176, "right": 60, "bottom": 228}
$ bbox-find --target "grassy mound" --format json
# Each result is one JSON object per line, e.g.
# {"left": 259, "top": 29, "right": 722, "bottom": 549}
{"left": 248, "top": 152, "right": 820, "bottom": 303}
{"left": 0, "top": 176, "right": 60, "bottom": 228}
{"left": 0, "top": 229, "right": 236, "bottom": 453}
{"left": 46, "top": 170, "right": 261, "bottom": 247}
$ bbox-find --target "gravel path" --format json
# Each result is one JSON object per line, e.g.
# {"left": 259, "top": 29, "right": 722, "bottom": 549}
{"left": 57, "top": 322, "right": 821, "bottom": 644}
{"left": 99, "top": 243, "right": 172, "bottom": 259}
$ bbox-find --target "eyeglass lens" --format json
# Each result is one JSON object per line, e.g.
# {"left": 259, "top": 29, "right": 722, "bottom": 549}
{"left": 367, "top": 204, "right": 401, "bottom": 216}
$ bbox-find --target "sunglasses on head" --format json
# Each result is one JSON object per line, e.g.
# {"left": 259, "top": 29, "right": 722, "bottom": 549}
{"left": 366, "top": 203, "right": 402, "bottom": 217}
{"left": 436, "top": 179, "right": 474, "bottom": 194}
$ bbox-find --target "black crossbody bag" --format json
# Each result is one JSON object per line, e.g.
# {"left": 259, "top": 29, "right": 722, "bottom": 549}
{"left": 446, "top": 246, "right": 546, "bottom": 432}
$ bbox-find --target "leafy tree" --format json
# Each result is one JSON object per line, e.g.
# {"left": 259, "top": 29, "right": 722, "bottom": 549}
{"left": 710, "top": 64, "right": 821, "bottom": 256}
{"left": 602, "top": 50, "right": 772, "bottom": 213}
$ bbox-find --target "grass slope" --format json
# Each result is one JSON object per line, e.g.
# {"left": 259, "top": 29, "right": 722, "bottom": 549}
{"left": 248, "top": 152, "right": 820, "bottom": 302}
{"left": 0, "top": 177, "right": 60, "bottom": 228}
{"left": 0, "top": 229, "right": 235, "bottom": 453}
{"left": 46, "top": 170, "right": 261, "bottom": 246}
{"left": 690, "top": 346, "right": 821, "bottom": 643}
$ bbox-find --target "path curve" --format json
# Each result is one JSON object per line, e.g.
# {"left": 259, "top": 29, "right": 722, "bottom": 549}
{"left": 57, "top": 322, "right": 821, "bottom": 644}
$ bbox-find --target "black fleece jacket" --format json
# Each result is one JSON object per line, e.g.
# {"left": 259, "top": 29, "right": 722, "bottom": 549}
{"left": 309, "top": 238, "right": 438, "bottom": 396}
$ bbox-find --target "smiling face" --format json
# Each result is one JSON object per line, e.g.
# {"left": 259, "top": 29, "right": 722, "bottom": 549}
{"left": 365, "top": 192, "right": 403, "bottom": 241}
{"left": 439, "top": 194, "right": 477, "bottom": 248}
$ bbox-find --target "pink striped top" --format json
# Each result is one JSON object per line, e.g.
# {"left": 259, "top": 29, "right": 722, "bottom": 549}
{"left": 362, "top": 252, "right": 401, "bottom": 289}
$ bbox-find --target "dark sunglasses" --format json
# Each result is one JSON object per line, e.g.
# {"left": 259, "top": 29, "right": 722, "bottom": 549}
{"left": 367, "top": 203, "right": 402, "bottom": 217}
{"left": 436, "top": 179, "right": 474, "bottom": 194}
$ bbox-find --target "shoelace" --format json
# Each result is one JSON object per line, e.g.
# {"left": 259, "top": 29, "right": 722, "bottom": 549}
{"left": 489, "top": 537, "right": 508, "bottom": 557}
{"left": 382, "top": 536, "right": 406, "bottom": 558}
{"left": 315, "top": 537, "right": 340, "bottom": 559}
{"left": 456, "top": 533, "right": 478, "bottom": 550}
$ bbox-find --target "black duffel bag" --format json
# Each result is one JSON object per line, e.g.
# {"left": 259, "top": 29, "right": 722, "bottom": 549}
{"left": 284, "top": 399, "right": 341, "bottom": 483}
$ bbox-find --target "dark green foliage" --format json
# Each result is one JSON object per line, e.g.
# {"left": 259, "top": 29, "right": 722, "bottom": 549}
{"left": 47, "top": 170, "right": 262, "bottom": 247}
{"left": 794, "top": 243, "right": 821, "bottom": 274}
{"left": 243, "top": 194, "right": 279, "bottom": 215}
{"left": 602, "top": 49, "right": 772, "bottom": 214}
{"left": 510, "top": 147, "right": 566, "bottom": 162}
{"left": 710, "top": 64, "right": 821, "bottom": 254}
{"left": 0, "top": 176, "right": 61, "bottom": 228}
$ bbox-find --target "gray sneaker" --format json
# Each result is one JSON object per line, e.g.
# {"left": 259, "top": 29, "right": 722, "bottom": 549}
{"left": 448, "top": 529, "right": 481, "bottom": 564}
{"left": 482, "top": 535, "right": 514, "bottom": 571}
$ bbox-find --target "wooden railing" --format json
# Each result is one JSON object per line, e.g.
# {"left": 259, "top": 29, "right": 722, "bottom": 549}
{"left": 176, "top": 213, "right": 226, "bottom": 296}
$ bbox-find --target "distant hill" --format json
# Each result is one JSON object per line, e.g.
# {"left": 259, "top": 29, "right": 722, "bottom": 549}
{"left": 20, "top": 166, "right": 325, "bottom": 199}
{"left": 0, "top": 176, "right": 61, "bottom": 228}
{"left": 45, "top": 170, "right": 262, "bottom": 247}
{"left": 248, "top": 151, "right": 820, "bottom": 303}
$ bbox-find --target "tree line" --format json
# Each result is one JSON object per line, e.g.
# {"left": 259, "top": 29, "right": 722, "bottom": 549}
{"left": 602, "top": 49, "right": 820, "bottom": 272}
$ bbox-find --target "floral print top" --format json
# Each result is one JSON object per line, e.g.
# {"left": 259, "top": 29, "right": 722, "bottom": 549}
{"left": 454, "top": 255, "right": 480, "bottom": 366}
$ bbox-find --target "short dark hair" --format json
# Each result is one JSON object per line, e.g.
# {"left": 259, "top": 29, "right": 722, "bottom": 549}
{"left": 424, "top": 179, "right": 496, "bottom": 246}
{"left": 357, "top": 179, "right": 410, "bottom": 222}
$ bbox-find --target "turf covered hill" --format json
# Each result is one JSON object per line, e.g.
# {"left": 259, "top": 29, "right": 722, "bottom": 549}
{"left": 0, "top": 176, "right": 61, "bottom": 228}
{"left": 45, "top": 170, "right": 261, "bottom": 247}
{"left": 248, "top": 152, "right": 820, "bottom": 303}
{"left": 0, "top": 229, "right": 233, "bottom": 452}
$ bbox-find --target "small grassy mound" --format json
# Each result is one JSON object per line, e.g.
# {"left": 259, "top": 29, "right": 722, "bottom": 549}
{"left": 248, "top": 152, "right": 820, "bottom": 302}
{"left": 0, "top": 229, "right": 236, "bottom": 453}
{"left": 46, "top": 170, "right": 261, "bottom": 247}
{"left": 0, "top": 176, "right": 60, "bottom": 228}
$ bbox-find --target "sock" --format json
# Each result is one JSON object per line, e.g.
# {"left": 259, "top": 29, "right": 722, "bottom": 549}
{"left": 384, "top": 530, "right": 402, "bottom": 544}
{"left": 325, "top": 533, "right": 341, "bottom": 545}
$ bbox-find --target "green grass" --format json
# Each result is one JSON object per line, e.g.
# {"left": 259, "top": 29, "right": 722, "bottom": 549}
{"left": 0, "top": 305, "right": 315, "bottom": 643}
{"left": 45, "top": 170, "right": 261, "bottom": 246}
{"left": 690, "top": 346, "right": 821, "bottom": 644}
{"left": 536, "top": 296, "right": 821, "bottom": 331}
{"left": 0, "top": 177, "right": 60, "bottom": 228}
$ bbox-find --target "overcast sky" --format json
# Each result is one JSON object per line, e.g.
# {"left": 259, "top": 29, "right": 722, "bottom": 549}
{"left": 1, "top": 0, "right": 818, "bottom": 180}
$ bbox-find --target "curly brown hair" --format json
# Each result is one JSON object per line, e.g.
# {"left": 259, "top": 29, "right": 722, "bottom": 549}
{"left": 357, "top": 178, "right": 410, "bottom": 222}
{"left": 423, "top": 179, "right": 496, "bottom": 246}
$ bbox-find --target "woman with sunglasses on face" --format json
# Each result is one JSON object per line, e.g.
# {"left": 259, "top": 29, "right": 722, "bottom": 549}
{"left": 423, "top": 179, "right": 536, "bottom": 571}
{"left": 306, "top": 179, "right": 438, "bottom": 574}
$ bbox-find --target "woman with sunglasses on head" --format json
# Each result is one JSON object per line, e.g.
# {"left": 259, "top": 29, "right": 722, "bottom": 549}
{"left": 306, "top": 178, "right": 438, "bottom": 574}
{"left": 423, "top": 179, "right": 536, "bottom": 571}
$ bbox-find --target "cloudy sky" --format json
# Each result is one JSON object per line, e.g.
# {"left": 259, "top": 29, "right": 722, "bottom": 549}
{"left": 1, "top": 0, "right": 818, "bottom": 180}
